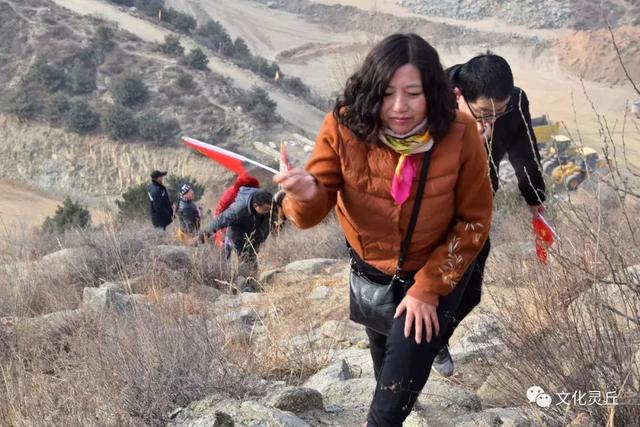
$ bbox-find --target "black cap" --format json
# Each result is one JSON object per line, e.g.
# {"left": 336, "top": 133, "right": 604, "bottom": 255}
{"left": 151, "top": 170, "right": 167, "bottom": 180}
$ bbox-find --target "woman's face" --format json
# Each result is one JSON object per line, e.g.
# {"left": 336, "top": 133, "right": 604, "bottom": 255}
{"left": 380, "top": 64, "right": 427, "bottom": 135}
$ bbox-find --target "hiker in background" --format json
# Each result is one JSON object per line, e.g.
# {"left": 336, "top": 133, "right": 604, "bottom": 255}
{"left": 274, "top": 33, "right": 493, "bottom": 426}
{"left": 176, "top": 184, "right": 201, "bottom": 242}
{"left": 148, "top": 170, "right": 173, "bottom": 230}
{"left": 213, "top": 173, "right": 261, "bottom": 252}
{"left": 201, "top": 188, "right": 274, "bottom": 286}
{"left": 429, "top": 54, "right": 547, "bottom": 377}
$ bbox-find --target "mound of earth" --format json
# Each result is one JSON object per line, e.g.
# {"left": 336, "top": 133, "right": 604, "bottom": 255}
{"left": 554, "top": 26, "right": 640, "bottom": 86}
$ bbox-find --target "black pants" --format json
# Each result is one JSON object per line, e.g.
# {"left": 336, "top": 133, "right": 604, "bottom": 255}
{"left": 440, "top": 238, "right": 491, "bottom": 343}
{"left": 365, "top": 264, "right": 475, "bottom": 426}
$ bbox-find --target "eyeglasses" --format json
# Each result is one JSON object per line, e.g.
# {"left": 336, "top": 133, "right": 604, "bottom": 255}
{"left": 464, "top": 98, "right": 512, "bottom": 123}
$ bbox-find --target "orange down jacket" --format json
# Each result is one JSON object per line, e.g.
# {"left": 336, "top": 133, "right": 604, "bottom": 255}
{"left": 282, "top": 111, "right": 493, "bottom": 306}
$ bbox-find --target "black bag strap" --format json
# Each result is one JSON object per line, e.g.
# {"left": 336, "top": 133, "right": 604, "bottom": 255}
{"left": 397, "top": 149, "right": 432, "bottom": 273}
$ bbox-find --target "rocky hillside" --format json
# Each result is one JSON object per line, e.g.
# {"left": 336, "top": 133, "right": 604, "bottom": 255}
{"left": 0, "top": 0, "right": 318, "bottom": 203}
{"left": 1, "top": 195, "right": 638, "bottom": 426}
{"left": 399, "top": 0, "right": 640, "bottom": 30}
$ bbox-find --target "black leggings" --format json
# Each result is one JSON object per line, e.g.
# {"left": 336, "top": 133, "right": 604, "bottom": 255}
{"left": 365, "top": 264, "right": 475, "bottom": 426}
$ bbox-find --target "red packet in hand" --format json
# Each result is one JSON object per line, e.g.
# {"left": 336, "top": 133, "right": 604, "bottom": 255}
{"left": 532, "top": 214, "right": 556, "bottom": 264}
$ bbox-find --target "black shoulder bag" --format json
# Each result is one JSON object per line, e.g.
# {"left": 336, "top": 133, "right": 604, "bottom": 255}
{"left": 349, "top": 150, "right": 432, "bottom": 336}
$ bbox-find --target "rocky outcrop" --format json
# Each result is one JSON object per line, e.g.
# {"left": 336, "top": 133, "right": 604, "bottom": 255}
{"left": 264, "top": 386, "right": 323, "bottom": 413}
{"left": 260, "top": 258, "right": 347, "bottom": 285}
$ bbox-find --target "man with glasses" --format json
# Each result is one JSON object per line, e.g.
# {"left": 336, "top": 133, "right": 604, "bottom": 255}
{"left": 431, "top": 53, "right": 546, "bottom": 377}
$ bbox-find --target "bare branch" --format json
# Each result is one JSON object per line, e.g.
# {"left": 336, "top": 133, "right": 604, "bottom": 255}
{"left": 608, "top": 24, "right": 640, "bottom": 97}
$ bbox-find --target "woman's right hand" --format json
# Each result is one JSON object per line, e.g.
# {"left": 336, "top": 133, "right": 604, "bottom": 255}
{"left": 273, "top": 169, "right": 318, "bottom": 202}
{"left": 394, "top": 294, "right": 440, "bottom": 344}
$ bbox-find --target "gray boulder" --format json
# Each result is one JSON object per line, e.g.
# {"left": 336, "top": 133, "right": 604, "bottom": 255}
{"left": 321, "top": 378, "right": 376, "bottom": 408}
{"left": 83, "top": 287, "right": 130, "bottom": 313}
{"left": 289, "top": 329, "right": 323, "bottom": 348}
{"left": 258, "top": 268, "right": 282, "bottom": 284}
{"left": 284, "top": 258, "right": 342, "bottom": 275}
{"left": 99, "top": 281, "right": 126, "bottom": 292}
{"left": 11, "top": 309, "right": 86, "bottom": 353}
{"left": 419, "top": 379, "right": 482, "bottom": 412}
{"left": 449, "top": 317, "right": 505, "bottom": 363}
{"left": 240, "top": 291, "right": 264, "bottom": 306}
{"left": 225, "top": 307, "right": 258, "bottom": 325}
{"left": 41, "top": 246, "right": 98, "bottom": 266}
{"left": 168, "top": 394, "right": 242, "bottom": 427}
{"left": 264, "top": 386, "right": 323, "bottom": 413}
{"left": 239, "top": 401, "right": 310, "bottom": 426}
{"left": 320, "top": 319, "right": 366, "bottom": 345}
{"left": 303, "top": 359, "right": 353, "bottom": 393}
{"left": 333, "top": 347, "right": 374, "bottom": 378}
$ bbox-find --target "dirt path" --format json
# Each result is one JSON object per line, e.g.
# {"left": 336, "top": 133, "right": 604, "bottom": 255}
{"left": 51, "top": 0, "right": 325, "bottom": 137}
{"left": 0, "top": 182, "right": 108, "bottom": 232}
{"left": 167, "top": 0, "right": 365, "bottom": 60}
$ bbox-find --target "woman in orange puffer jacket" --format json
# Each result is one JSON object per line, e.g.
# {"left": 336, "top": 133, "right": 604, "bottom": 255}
{"left": 275, "top": 33, "right": 493, "bottom": 426}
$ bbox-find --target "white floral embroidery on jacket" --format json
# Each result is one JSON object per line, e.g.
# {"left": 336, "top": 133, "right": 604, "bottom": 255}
{"left": 438, "top": 222, "right": 486, "bottom": 288}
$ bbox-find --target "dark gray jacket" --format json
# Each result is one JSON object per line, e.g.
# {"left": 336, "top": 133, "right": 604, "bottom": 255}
{"left": 177, "top": 199, "right": 200, "bottom": 234}
{"left": 148, "top": 181, "right": 173, "bottom": 228}
{"left": 205, "top": 187, "right": 271, "bottom": 253}
{"left": 447, "top": 65, "right": 546, "bottom": 206}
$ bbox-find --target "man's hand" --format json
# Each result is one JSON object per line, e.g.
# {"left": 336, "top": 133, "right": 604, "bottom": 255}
{"left": 273, "top": 169, "right": 318, "bottom": 202}
{"left": 394, "top": 294, "right": 439, "bottom": 344}
{"left": 529, "top": 204, "right": 545, "bottom": 217}
{"left": 477, "top": 121, "right": 493, "bottom": 140}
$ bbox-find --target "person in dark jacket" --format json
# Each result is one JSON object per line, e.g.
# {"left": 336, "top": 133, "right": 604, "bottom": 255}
{"left": 148, "top": 170, "right": 173, "bottom": 230}
{"left": 202, "top": 188, "right": 274, "bottom": 264}
{"left": 432, "top": 53, "right": 546, "bottom": 376}
{"left": 176, "top": 184, "right": 201, "bottom": 238}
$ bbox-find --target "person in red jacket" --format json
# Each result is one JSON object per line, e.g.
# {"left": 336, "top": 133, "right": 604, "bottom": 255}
{"left": 213, "top": 173, "right": 260, "bottom": 248}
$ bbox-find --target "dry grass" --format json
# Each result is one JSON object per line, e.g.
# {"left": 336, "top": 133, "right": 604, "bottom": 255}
{"left": 473, "top": 75, "right": 640, "bottom": 424}
{"left": 0, "top": 216, "right": 347, "bottom": 425}
{"left": 483, "top": 192, "right": 640, "bottom": 425}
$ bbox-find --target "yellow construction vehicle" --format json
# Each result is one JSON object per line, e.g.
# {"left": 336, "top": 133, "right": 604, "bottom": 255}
{"left": 531, "top": 114, "right": 560, "bottom": 145}
{"left": 542, "top": 135, "right": 573, "bottom": 175}
{"left": 550, "top": 146, "right": 607, "bottom": 190}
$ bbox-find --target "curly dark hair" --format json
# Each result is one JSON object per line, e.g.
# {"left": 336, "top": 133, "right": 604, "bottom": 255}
{"left": 333, "top": 33, "right": 456, "bottom": 143}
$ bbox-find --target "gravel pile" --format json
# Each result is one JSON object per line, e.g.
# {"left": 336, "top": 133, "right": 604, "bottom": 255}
{"left": 397, "top": 0, "right": 583, "bottom": 29}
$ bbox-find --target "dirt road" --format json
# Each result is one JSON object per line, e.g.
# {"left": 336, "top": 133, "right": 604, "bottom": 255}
{"left": 162, "top": 0, "right": 639, "bottom": 163}
{"left": 52, "top": 0, "right": 325, "bottom": 137}
{"left": 0, "top": 182, "right": 108, "bottom": 233}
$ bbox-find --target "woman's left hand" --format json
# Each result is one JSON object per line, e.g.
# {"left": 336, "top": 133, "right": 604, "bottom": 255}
{"left": 394, "top": 294, "right": 439, "bottom": 344}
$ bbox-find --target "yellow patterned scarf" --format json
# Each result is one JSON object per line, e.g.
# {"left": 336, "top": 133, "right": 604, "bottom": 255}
{"left": 378, "top": 120, "right": 433, "bottom": 204}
